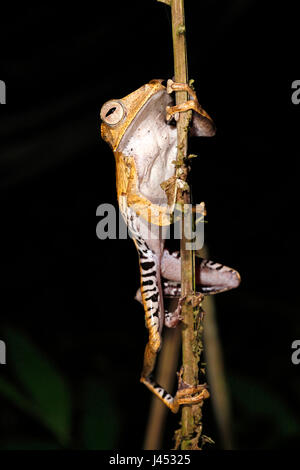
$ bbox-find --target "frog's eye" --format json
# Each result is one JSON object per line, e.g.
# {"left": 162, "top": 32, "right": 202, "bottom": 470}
{"left": 100, "top": 100, "right": 125, "bottom": 126}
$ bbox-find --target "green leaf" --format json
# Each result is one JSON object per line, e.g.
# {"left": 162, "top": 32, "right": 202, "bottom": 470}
{"left": 82, "top": 379, "right": 119, "bottom": 450}
{"left": 0, "top": 377, "right": 37, "bottom": 416}
{"left": 3, "top": 327, "right": 72, "bottom": 445}
{"left": 230, "top": 375, "right": 300, "bottom": 438}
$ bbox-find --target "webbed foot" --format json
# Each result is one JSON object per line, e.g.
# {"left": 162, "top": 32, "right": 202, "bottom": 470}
{"left": 165, "top": 79, "right": 215, "bottom": 137}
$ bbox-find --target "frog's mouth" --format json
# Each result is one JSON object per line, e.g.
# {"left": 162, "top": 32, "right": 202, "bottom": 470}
{"left": 118, "top": 90, "right": 177, "bottom": 206}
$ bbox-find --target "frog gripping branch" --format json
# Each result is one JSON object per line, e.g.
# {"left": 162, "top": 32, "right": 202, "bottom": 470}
{"left": 100, "top": 0, "right": 240, "bottom": 449}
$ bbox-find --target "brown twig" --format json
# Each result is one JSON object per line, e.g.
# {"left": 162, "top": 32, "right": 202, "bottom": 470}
{"left": 170, "top": 0, "right": 204, "bottom": 450}
{"left": 157, "top": 0, "right": 207, "bottom": 449}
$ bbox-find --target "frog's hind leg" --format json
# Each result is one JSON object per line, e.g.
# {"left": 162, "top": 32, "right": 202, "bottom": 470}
{"left": 141, "top": 370, "right": 209, "bottom": 414}
{"left": 161, "top": 249, "right": 241, "bottom": 294}
{"left": 134, "top": 239, "right": 208, "bottom": 413}
{"left": 133, "top": 237, "right": 168, "bottom": 402}
{"left": 135, "top": 285, "right": 182, "bottom": 328}
{"left": 134, "top": 240, "right": 162, "bottom": 375}
{"left": 136, "top": 248, "right": 178, "bottom": 411}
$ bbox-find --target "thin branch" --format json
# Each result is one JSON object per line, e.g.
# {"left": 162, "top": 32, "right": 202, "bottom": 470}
{"left": 160, "top": 0, "right": 207, "bottom": 449}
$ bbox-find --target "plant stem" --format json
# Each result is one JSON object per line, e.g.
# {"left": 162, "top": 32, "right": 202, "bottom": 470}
{"left": 157, "top": 0, "right": 207, "bottom": 450}
{"left": 169, "top": 0, "right": 204, "bottom": 449}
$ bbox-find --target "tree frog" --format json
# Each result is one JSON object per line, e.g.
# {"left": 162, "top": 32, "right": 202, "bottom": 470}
{"left": 100, "top": 79, "right": 240, "bottom": 413}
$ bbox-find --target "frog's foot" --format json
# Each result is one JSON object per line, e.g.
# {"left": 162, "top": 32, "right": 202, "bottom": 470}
{"left": 140, "top": 369, "right": 209, "bottom": 414}
{"left": 172, "top": 367, "right": 209, "bottom": 413}
{"left": 172, "top": 384, "right": 209, "bottom": 411}
{"left": 166, "top": 78, "right": 213, "bottom": 123}
{"left": 164, "top": 295, "right": 185, "bottom": 328}
{"left": 167, "top": 78, "right": 198, "bottom": 100}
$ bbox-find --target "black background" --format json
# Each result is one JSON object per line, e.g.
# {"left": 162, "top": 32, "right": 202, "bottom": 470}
{"left": 0, "top": 0, "right": 299, "bottom": 450}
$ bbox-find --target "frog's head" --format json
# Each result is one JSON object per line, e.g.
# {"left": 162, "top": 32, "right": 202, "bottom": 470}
{"left": 100, "top": 79, "right": 165, "bottom": 152}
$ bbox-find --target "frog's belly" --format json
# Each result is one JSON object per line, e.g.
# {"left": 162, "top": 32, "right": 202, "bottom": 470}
{"left": 119, "top": 89, "right": 177, "bottom": 206}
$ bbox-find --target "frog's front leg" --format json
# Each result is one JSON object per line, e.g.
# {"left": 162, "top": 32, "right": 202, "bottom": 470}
{"left": 166, "top": 79, "right": 216, "bottom": 137}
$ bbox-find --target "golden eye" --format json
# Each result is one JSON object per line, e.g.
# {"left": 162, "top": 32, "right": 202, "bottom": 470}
{"left": 100, "top": 100, "right": 125, "bottom": 126}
